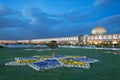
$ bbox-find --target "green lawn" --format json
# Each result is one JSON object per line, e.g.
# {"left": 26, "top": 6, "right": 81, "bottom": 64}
{"left": 0, "top": 48, "right": 120, "bottom": 80}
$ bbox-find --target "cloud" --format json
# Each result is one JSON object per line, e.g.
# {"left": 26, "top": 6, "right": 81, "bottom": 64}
{"left": 59, "top": 11, "right": 87, "bottom": 23}
{"left": 21, "top": 8, "right": 62, "bottom": 38}
{"left": 0, "top": 3, "right": 119, "bottom": 40}
{"left": 94, "top": 0, "right": 114, "bottom": 6}
{"left": 94, "top": 15, "right": 120, "bottom": 33}
{"left": 0, "top": 16, "right": 27, "bottom": 28}
{"left": 21, "top": 8, "right": 88, "bottom": 38}
{"left": 21, "top": 8, "right": 59, "bottom": 25}
{"left": 0, "top": 3, "right": 14, "bottom": 16}
{"left": 96, "top": 15, "right": 120, "bottom": 24}
{"left": 75, "top": 15, "right": 120, "bottom": 35}
{"left": 0, "top": 4, "right": 26, "bottom": 28}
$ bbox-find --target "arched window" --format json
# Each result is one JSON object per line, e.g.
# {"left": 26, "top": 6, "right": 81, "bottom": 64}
{"left": 99, "top": 35, "right": 102, "bottom": 39}
{"left": 95, "top": 36, "right": 98, "bottom": 39}
{"left": 108, "top": 35, "right": 112, "bottom": 39}
{"left": 113, "top": 34, "right": 118, "bottom": 39}
{"left": 119, "top": 35, "right": 120, "bottom": 39}
{"left": 103, "top": 35, "right": 107, "bottom": 39}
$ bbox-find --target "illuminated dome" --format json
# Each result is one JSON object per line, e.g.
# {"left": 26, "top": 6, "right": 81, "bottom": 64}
{"left": 92, "top": 26, "right": 107, "bottom": 35}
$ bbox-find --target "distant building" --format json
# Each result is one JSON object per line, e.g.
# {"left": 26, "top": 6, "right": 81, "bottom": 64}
{"left": 31, "top": 36, "right": 79, "bottom": 45}
{"left": 86, "top": 26, "right": 120, "bottom": 45}
{"left": 0, "top": 26, "right": 120, "bottom": 46}
{"left": 31, "top": 26, "right": 120, "bottom": 46}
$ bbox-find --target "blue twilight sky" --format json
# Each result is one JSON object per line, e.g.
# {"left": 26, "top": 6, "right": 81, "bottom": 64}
{"left": 0, "top": 0, "right": 120, "bottom": 40}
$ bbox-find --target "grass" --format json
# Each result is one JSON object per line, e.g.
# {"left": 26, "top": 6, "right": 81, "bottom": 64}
{"left": 0, "top": 48, "right": 120, "bottom": 80}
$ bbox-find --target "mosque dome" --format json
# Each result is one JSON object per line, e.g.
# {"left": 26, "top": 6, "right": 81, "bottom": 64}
{"left": 92, "top": 26, "right": 107, "bottom": 35}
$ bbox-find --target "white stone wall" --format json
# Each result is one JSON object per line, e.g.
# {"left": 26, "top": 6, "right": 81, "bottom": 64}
{"left": 87, "top": 34, "right": 120, "bottom": 42}
{"left": 31, "top": 36, "right": 79, "bottom": 43}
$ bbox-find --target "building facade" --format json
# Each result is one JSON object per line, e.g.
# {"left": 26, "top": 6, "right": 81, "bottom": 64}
{"left": 30, "top": 26, "right": 120, "bottom": 46}
{"left": 31, "top": 36, "right": 79, "bottom": 45}
{"left": 0, "top": 26, "right": 120, "bottom": 46}
{"left": 87, "top": 34, "right": 120, "bottom": 44}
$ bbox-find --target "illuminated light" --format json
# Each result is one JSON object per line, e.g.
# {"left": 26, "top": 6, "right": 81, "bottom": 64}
{"left": 94, "top": 42, "right": 98, "bottom": 44}
{"left": 112, "top": 41, "right": 118, "bottom": 44}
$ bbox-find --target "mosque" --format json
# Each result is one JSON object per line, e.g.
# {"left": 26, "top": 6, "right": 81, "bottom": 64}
{"left": 0, "top": 26, "right": 120, "bottom": 46}
{"left": 86, "top": 26, "right": 120, "bottom": 45}
{"left": 29, "top": 26, "right": 120, "bottom": 46}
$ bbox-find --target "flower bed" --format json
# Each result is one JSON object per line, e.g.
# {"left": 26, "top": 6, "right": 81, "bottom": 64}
{"left": 5, "top": 55, "right": 98, "bottom": 71}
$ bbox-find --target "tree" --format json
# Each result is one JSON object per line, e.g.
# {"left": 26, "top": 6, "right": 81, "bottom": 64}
{"left": 0, "top": 45, "right": 4, "bottom": 48}
{"left": 107, "top": 41, "right": 113, "bottom": 47}
{"left": 48, "top": 41, "right": 58, "bottom": 57}
{"left": 101, "top": 41, "right": 107, "bottom": 47}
